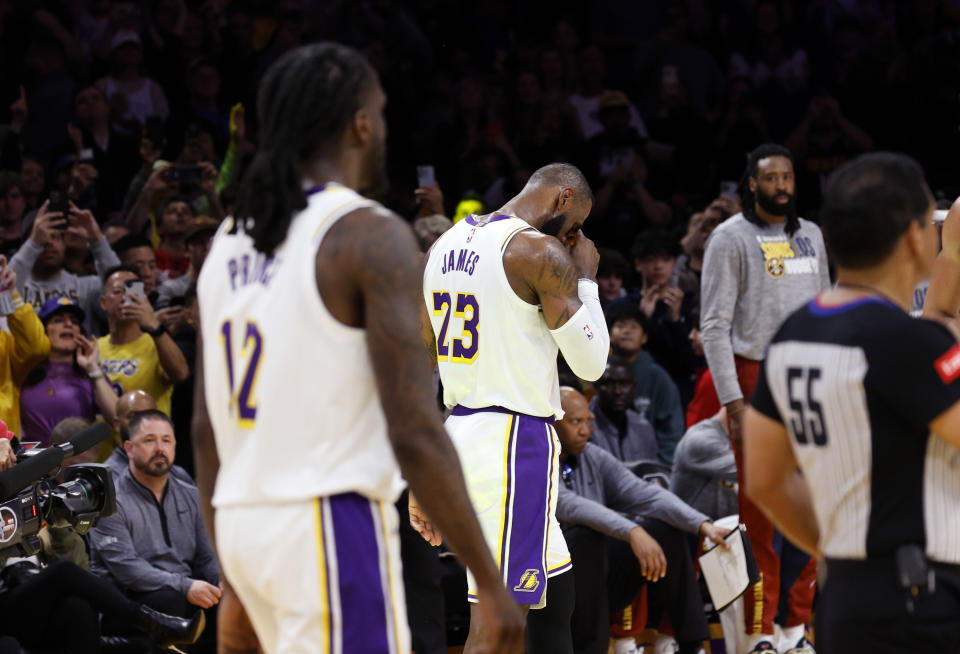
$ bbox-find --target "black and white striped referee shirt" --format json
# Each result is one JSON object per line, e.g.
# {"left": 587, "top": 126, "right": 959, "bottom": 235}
{"left": 752, "top": 295, "right": 960, "bottom": 564}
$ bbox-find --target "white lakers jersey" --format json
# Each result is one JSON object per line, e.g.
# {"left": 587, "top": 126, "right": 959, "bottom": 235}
{"left": 198, "top": 184, "right": 404, "bottom": 508}
{"left": 423, "top": 214, "right": 563, "bottom": 419}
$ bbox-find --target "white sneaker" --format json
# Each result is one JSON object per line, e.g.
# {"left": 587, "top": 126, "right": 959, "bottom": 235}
{"left": 653, "top": 634, "right": 679, "bottom": 654}
{"left": 783, "top": 638, "right": 815, "bottom": 654}
{"left": 612, "top": 636, "right": 641, "bottom": 654}
{"left": 746, "top": 640, "right": 779, "bottom": 653}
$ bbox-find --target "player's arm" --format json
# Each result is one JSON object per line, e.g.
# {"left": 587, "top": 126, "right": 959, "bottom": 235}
{"left": 340, "top": 207, "right": 523, "bottom": 652}
{"left": 700, "top": 230, "right": 748, "bottom": 445}
{"left": 743, "top": 407, "right": 821, "bottom": 557}
{"left": 191, "top": 325, "right": 218, "bottom": 552}
{"left": 191, "top": 312, "right": 263, "bottom": 653}
{"left": 418, "top": 252, "right": 438, "bottom": 367}
{"left": 923, "top": 198, "right": 960, "bottom": 321}
{"left": 931, "top": 402, "right": 960, "bottom": 449}
{"left": 507, "top": 230, "right": 609, "bottom": 381}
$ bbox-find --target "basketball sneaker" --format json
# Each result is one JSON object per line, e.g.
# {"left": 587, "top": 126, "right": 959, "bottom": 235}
{"left": 783, "top": 638, "right": 815, "bottom": 654}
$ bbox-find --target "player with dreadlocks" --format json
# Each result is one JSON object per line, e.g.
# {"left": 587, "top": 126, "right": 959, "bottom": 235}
{"left": 192, "top": 42, "right": 524, "bottom": 654}
{"left": 694, "top": 143, "right": 830, "bottom": 653}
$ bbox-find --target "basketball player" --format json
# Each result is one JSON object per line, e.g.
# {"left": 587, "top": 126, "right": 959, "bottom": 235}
{"left": 697, "top": 144, "right": 828, "bottom": 653}
{"left": 192, "top": 43, "right": 524, "bottom": 654}
{"left": 416, "top": 163, "right": 610, "bottom": 654}
{"left": 744, "top": 152, "right": 960, "bottom": 653}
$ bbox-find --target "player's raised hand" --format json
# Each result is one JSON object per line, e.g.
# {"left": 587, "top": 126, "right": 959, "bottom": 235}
{"left": 568, "top": 230, "right": 599, "bottom": 280}
{"left": 408, "top": 492, "right": 442, "bottom": 546}
{"left": 473, "top": 582, "right": 526, "bottom": 654}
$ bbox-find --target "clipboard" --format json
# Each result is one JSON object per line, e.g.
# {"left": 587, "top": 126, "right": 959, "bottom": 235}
{"left": 698, "top": 524, "right": 761, "bottom": 611}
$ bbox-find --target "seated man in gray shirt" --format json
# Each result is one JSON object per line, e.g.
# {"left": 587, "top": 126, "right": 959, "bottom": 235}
{"left": 670, "top": 407, "right": 739, "bottom": 520}
{"left": 589, "top": 357, "right": 662, "bottom": 464}
{"left": 91, "top": 409, "right": 218, "bottom": 651}
{"left": 104, "top": 390, "right": 193, "bottom": 484}
{"left": 556, "top": 387, "right": 729, "bottom": 654}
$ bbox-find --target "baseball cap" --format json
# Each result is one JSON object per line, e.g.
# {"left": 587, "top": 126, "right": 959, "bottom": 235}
{"left": 38, "top": 296, "right": 86, "bottom": 325}
{"left": 453, "top": 197, "right": 485, "bottom": 223}
{"left": 109, "top": 30, "right": 142, "bottom": 54}
{"left": 598, "top": 90, "right": 630, "bottom": 110}
{"left": 186, "top": 215, "right": 220, "bottom": 244}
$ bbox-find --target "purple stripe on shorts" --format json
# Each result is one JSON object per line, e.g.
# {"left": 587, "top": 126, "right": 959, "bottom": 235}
{"left": 329, "top": 493, "right": 390, "bottom": 654}
{"left": 451, "top": 404, "right": 555, "bottom": 425}
{"left": 498, "top": 415, "right": 517, "bottom": 577}
{"left": 504, "top": 413, "right": 554, "bottom": 605}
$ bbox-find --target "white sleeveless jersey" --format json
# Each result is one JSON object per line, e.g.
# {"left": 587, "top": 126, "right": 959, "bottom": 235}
{"left": 423, "top": 214, "right": 563, "bottom": 419}
{"left": 198, "top": 184, "right": 404, "bottom": 508}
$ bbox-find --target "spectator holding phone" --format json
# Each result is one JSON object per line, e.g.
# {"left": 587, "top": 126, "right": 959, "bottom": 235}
{"left": 97, "top": 267, "right": 189, "bottom": 454}
{"left": 124, "top": 163, "right": 222, "bottom": 272}
{"left": 153, "top": 195, "right": 195, "bottom": 281}
{"left": 155, "top": 215, "right": 218, "bottom": 311}
{"left": 0, "top": 255, "right": 49, "bottom": 438}
{"left": 8, "top": 200, "right": 120, "bottom": 336}
{"left": 18, "top": 297, "right": 119, "bottom": 446}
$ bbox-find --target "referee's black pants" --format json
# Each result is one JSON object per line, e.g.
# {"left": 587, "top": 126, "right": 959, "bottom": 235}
{"left": 818, "top": 558, "right": 960, "bottom": 653}
{"left": 566, "top": 519, "right": 709, "bottom": 654}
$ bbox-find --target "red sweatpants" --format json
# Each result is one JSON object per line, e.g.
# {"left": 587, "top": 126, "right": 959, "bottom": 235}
{"left": 687, "top": 357, "right": 817, "bottom": 636}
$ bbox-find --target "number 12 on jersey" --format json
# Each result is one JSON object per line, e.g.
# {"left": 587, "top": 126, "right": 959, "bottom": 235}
{"left": 432, "top": 291, "right": 479, "bottom": 363}
{"left": 220, "top": 320, "right": 263, "bottom": 428}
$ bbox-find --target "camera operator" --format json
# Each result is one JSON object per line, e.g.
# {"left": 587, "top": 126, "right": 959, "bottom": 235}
{"left": 90, "top": 409, "right": 218, "bottom": 652}
{"left": 0, "top": 429, "right": 206, "bottom": 652}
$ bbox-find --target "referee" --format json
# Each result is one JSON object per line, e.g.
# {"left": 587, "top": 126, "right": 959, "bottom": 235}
{"left": 743, "top": 152, "right": 960, "bottom": 653}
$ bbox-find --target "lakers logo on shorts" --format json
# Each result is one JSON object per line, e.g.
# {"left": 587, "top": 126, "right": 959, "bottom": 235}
{"left": 765, "top": 257, "right": 785, "bottom": 278}
{"left": 514, "top": 569, "right": 541, "bottom": 593}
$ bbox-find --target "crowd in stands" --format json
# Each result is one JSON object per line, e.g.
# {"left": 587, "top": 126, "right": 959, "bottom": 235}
{"left": 1, "top": 1, "right": 959, "bottom": 653}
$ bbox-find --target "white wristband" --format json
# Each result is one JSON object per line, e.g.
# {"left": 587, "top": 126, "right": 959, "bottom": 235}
{"left": 578, "top": 278, "right": 599, "bottom": 300}
{"left": 88, "top": 369, "right": 104, "bottom": 380}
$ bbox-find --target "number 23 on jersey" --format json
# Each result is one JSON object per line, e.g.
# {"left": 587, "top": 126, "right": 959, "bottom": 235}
{"left": 220, "top": 319, "right": 264, "bottom": 427}
{"left": 432, "top": 291, "right": 479, "bottom": 363}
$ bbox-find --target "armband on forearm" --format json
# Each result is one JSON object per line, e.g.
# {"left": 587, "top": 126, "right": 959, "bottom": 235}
{"left": 549, "top": 280, "right": 610, "bottom": 382}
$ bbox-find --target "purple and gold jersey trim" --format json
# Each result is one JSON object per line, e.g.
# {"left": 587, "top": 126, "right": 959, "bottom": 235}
{"left": 464, "top": 213, "right": 513, "bottom": 226}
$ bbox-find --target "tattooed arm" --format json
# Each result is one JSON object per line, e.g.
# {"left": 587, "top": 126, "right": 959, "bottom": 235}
{"left": 317, "top": 206, "right": 524, "bottom": 654}
{"left": 503, "top": 229, "right": 609, "bottom": 380}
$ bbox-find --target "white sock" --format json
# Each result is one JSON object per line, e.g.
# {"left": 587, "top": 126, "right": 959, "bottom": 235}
{"left": 746, "top": 632, "right": 777, "bottom": 652}
{"left": 612, "top": 636, "right": 640, "bottom": 654}
{"left": 780, "top": 625, "right": 805, "bottom": 647}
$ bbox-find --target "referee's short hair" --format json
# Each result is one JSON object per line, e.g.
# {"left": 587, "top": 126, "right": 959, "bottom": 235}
{"left": 821, "top": 152, "right": 932, "bottom": 269}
